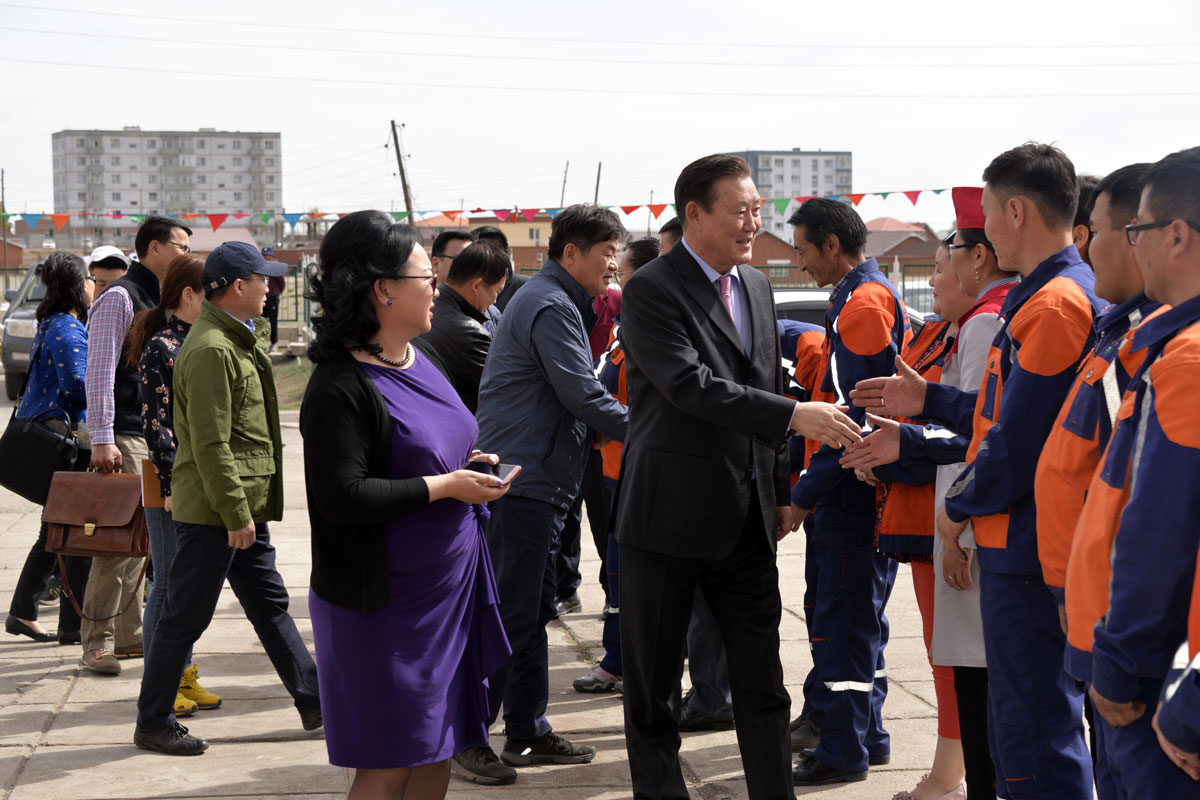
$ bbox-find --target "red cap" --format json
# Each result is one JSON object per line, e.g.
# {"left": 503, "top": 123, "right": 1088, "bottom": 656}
{"left": 952, "top": 186, "right": 986, "bottom": 230}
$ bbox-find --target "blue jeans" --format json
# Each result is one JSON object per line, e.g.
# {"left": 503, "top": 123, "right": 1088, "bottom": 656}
{"left": 142, "top": 506, "right": 192, "bottom": 667}
{"left": 485, "top": 494, "right": 569, "bottom": 741}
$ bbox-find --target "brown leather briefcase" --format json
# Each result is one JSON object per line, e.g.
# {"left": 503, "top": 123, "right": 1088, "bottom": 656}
{"left": 43, "top": 470, "right": 149, "bottom": 558}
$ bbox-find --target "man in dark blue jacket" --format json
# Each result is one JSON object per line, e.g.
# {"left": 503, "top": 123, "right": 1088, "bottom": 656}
{"left": 452, "top": 205, "right": 629, "bottom": 786}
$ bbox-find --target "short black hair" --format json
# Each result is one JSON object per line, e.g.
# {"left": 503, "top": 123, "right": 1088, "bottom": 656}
{"left": 658, "top": 217, "right": 683, "bottom": 239}
{"left": 37, "top": 251, "right": 89, "bottom": 323}
{"left": 674, "top": 155, "right": 751, "bottom": 229}
{"left": 982, "top": 142, "right": 1079, "bottom": 230}
{"left": 446, "top": 242, "right": 512, "bottom": 286}
{"left": 624, "top": 237, "right": 660, "bottom": 271}
{"left": 472, "top": 225, "right": 509, "bottom": 252}
{"left": 432, "top": 230, "right": 473, "bottom": 258}
{"left": 787, "top": 197, "right": 868, "bottom": 256}
{"left": 1075, "top": 174, "right": 1101, "bottom": 229}
{"left": 1142, "top": 147, "right": 1200, "bottom": 229}
{"left": 134, "top": 215, "right": 192, "bottom": 259}
{"left": 90, "top": 256, "right": 128, "bottom": 273}
{"left": 547, "top": 204, "right": 625, "bottom": 260}
{"left": 1094, "top": 163, "right": 1151, "bottom": 229}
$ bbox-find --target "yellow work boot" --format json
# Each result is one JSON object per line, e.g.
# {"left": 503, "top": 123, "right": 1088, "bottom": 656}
{"left": 174, "top": 691, "right": 198, "bottom": 717}
{"left": 179, "top": 663, "right": 222, "bottom": 710}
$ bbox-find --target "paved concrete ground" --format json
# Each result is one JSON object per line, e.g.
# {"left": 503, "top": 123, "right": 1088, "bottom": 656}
{"left": 0, "top": 403, "right": 940, "bottom": 799}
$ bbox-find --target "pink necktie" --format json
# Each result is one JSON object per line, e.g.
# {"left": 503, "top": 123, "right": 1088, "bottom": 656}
{"left": 717, "top": 274, "right": 733, "bottom": 316}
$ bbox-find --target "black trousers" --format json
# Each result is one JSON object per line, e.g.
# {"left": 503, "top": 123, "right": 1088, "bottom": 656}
{"left": 554, "top": 447, "right": 610, "bottom": 603}
{"left": 9, "top": 522, "right": 91, "bottom": 633}
{"left": 619, "top": 494, "right": 792, "bottom": 800}
{"left": 953, "top": 665, "right": 997, "bottom": 800}
{"left": 135, "top": 521, "right": 320, "bottom": 730}
{"left": 263, "top": 295, "right": 280, "bottom": 345}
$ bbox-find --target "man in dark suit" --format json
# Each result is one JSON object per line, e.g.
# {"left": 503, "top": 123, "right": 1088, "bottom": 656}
{"left": 616, "top": 154, "right": 862, "bottom": 800}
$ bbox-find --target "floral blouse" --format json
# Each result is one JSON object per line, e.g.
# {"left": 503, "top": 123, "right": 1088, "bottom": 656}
{"left": 138, "top": 317, "right": 191, "bottom": 497}
{"left": 16, "top": 313, "right": 88, "bottom": 424}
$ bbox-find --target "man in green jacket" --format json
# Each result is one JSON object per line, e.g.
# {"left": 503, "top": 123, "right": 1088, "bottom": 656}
{"left": 133, "top": 242, "right": 321, "bottom": 756}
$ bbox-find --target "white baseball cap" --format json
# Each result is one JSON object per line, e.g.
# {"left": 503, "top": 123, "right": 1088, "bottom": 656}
{"left": 88, "top": 245, "right": 131, "bottom": 268}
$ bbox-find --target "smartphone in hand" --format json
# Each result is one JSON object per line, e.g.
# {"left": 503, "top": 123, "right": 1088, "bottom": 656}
{"left": 468, "top": 461, "right": 522, "bottom": 486}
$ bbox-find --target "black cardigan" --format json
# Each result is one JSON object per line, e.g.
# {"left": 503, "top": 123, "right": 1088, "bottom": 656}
{"left": 300, "top": 350, "right": 429, "bottom": 612}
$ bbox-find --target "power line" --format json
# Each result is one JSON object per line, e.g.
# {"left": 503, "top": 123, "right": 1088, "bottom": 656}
{"left": 1, "top": 25, "right": 1197, "bottom": 70}
{"left": 0, "top": 3, "right": 1195, "bottom": 51}
{"left": 1, "top": 57, "right": 1196, "bottom": 99}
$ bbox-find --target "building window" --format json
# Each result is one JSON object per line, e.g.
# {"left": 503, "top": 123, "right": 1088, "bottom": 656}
{"left": 112, "top": 192, "right": 121, "bottom": 201}
{"left": 773, "top": 158, "right": 784, "bottom": 167}
{"left": 76, "top": 138, "right": 85, "bottom": 147}
{"left": 769, "top": 266, "right": 790, "bottom": 279}
{"left": 218, "top": 164, "right": 225, "bottom": 171}
{"left": 837, "top": 156, "right": 851, "bottom": 169}
{"left": 824, "top": 159, "right": 834, "bottom": 168}
{"left": 265, "top": 139, "right": 275, "bottom": 151}
{"left": 197, "top": 175, "right": 206, "bottom": 184}
{"left": 110, "top": 138, "right": 119, "bottom": 148}
{"left": 234, "top": 175, "right": 242, "bottom": 184}
{"left": 76, "top": 175, "right": 85, "bottom": 184}
{"left": 111, "top": 156, "right": 120, "bottom": 166}
{"left": 266, "top": 157, "right": 275, "bottom": 167}
{"left": 233, "top": 140, "right": 242, "bottom": 150}
{"left": 233, "top": 157, "right": 242, "bottom": 166}
{"left": 111, "top": 174, "right": 121, "bottom": 184}
{"left": 128, "top": 142, "right": 136, "bottom": 149}
{"left": 266, "top": 175, "right": 274, "bottom": 184}
{"left": 266, "top": 192, "right": 275, "bottom": 201}
{"left": 234, "top": 192, "right": 243, "bottom": 201}
{"left": 217, "top": 142, "right": 226, "bottom": 150}
{"left": 218, "top": 199, "right": 226, "bottom": 206}
{"left": 148, "top": 139, "right": 157, "bottom": 148}
{"left": 197, "top": 157, "right": 206, "bottom": 166}
{"left": 811, "top": 176, "right": 819, "bottom": 188}
{"left": 149, "top": 192, "right": 158, "bottom": 201}
{"left": 198, "top": 192, "right": 206, "bottom": 201}
{"left": 824, "top": 173, "right": 833, "bottom": 184}
{"left": 149, "top": 156, "right": 158, "bottom": 166}
{"left": 76, "top": 192, "right": 85, "bottom": 202}
{"left": 149, "top": 175, "right": 157, "bottom": 184}
{"left": 76, "top": 156, "right": 85, "bottom": 166}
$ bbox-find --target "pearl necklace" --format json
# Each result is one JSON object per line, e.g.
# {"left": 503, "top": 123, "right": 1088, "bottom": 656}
{"left": 373, "top": 343, "right": 413, "bottom": 369}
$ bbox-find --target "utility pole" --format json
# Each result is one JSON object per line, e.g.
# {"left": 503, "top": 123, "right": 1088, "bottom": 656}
{"left": 647, "top": 189, "right": 653, "bottom": 235}
{"left": 593, "top": 162, "right": 602, "bottom": 204}
{"left": 560, "top": 160, "right": 569, "bottom": 207}
{"left": 390, "top": 120, "right": 415, "bottom": 226}
{"left": 1, "top": 168, "right": 7, "bottom": 270}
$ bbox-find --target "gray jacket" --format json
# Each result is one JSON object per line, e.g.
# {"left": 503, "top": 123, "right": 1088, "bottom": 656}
{"left": 476, "top": 260, "right": 627, "bottom": 510}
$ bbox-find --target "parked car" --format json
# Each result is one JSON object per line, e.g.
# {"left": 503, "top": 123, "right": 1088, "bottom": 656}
{"left": 2, "top": 263, "right": 44, "bottom": 401}
{"left": 774, "top": 288, "right": 927, "bottom": 334}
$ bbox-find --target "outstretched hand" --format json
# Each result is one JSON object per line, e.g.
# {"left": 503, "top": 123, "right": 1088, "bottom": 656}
{"left": 840, "top": 413, "right": 901, "bottom": 470}
{"left": 849, "top": 355, "right": 927, "bottom": 418}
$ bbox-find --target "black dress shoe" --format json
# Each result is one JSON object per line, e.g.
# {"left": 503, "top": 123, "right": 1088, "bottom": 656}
{"left": 133, "top": 723, "right": 208, "bottom": 756}
{"left": 798, "top": 746, "right": 889, "bottom": 766}
{"left": 792, "top": 754, "right": 868, "bottom": 786}
{"left": 299, "top": 705, "right": 323, "bottom": 731}
{"left": 678, "top": 707, "right": 735, "bottom": 732}
{"left": 5, "top": 615, "right": 55, "bottom": 642}
{"left": 57, "top": 630, "right": 81, "bottom": 645}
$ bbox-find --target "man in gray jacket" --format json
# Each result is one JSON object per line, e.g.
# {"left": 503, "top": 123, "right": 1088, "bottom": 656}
{"left": 452, "top": 205, "right": 629, "bottom": 785}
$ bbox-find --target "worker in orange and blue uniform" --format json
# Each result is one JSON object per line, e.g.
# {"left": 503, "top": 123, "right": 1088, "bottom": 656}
{"left": 777, "top": 318, "right": 830, "bottom": 752}
{"left": 1084, "top": 147, "right": 1200, "bottom": 799}
{"left": 785, "top": 198, "right": 910, "bottom": 786}
{"left": 1032, "top": 163, "right": 1161, "bottom": 798}
{"left": 854, "top": 145, "right": 1102, "bottom": 798}
{"left": 1153, "top": 550, "right": 1200, "bottom": 783}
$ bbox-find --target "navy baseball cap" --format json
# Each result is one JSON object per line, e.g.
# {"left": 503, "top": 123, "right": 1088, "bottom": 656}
{"left": 261, "top": 246, "right": 275, "bottom": 256}
{"left": 204, "top": 241, "right": 288, "bottom": 291}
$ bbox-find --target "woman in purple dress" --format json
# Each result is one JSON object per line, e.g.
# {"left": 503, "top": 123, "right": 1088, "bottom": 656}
{"left": 301, "top": 211, "right": 512, "bottom": 800}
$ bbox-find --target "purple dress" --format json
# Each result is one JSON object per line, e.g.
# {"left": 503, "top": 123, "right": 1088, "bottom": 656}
{"left": 308, "top": 354, "right": 511, "bottom": 769}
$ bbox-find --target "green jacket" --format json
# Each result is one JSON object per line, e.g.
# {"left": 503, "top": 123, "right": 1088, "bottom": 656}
{"left": 171, "top": 300, "right": 282, "bottom": 530}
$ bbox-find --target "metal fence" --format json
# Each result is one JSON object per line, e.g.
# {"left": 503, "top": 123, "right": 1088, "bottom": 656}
{"left": 899, "top": 262, "right": 936, "bottom": 316}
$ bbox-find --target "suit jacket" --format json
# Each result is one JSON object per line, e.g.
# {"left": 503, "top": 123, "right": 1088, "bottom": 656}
{"left": 614, "top": 243, "right": 796, "bottom": 560}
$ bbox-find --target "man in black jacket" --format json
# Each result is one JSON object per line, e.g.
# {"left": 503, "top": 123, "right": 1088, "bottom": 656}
{"left": 415, "top": 243, "right": 509, "bottom": 413}
{"left": 615, "top": 155, "right": 861, "bottom": 800}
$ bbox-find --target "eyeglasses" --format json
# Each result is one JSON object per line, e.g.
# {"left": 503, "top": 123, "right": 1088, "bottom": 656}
{"left": 163, "top": 240, "right": 191, "bottom": 254}
{"left": 1124, "top": 219, "right": 1200, "bottom": 246}
{"left": 239, "top": 274, "right": 270, "bottom": 285}
{"left": 85, "top": 274, "right": 97, "bottom": 282}
{"left": 946, "top": 243, "right": 977, "bottom": 254}
{"left": 395, "top": 273, "right": 437, "bottom": 288}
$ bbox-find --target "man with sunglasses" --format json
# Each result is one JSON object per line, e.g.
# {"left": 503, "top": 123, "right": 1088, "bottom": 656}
{"left": 80, "top": 215, "right": 192, "bottom": 675}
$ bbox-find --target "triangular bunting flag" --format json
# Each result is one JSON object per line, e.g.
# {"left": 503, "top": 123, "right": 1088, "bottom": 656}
{"left": 337, "top": 213, "right": 348, "bottom": 219}
{"left": 390, "top": 211, "right": 410, "bottom": 221}
{"left": 772, "top": 198, "right": 791, "bottom": 216}
{"left": 545, "top": 208, "right": 563, "bottom": 218}
{"left": 180, "top": 213, "right": 201, "bottom": 221}
{"left": 0, "top": 213, "right": 9, "bottom": 221}
{"left": 520, "top": 208, "right": 539, "bottom": 222}
{"left": 442, "top": 210, "right": 463, "bottom": 221}
{"left": 648, "top": 204, "right": 668, "bottom": 219}
{"left": 283, "top": 213, "right": 303, "bottom": 227}
{"left": 620, "top": 205, "right": 642, "bottom": 215}
{"left": 233, "top": 213, "right": 250, "bottom": 219}
{"left": 758, "top": 198, "right": 768, "bottom": 208}
{"left": 848, "top": 194, "right": 866, "bottom": 206}
{"left": 879, "top": 192, "right": 890, "bottom": 200}
{"left": 670, "top": 204, "right": 676, "bottom": 213}
{"left": 208, "top": 214, "right": 228, "bottom": 231}
{"left": 794, "top": 196, "right": 813, "bottom": 203}
{"left": 129, "top": 215, "right": 146, "bottom": 223}
{"left": 21, "top": 214, "right": 43, "bottom": 230}
{"left": 49, "top": 214, "right": 71, "bottom": 230}
{"left": 470, "top": 207, "right": 485, "bottom": 213}
{"left": 308, "top": 212, "right": 327, "bottom": 220}
{"left": 257, "top": 213, "right": 273, "bottom": 224}
{"left": 111, "top": 213, "right": 124, "bottom": 219}
{"left": 932, "top": 189, "right": 945, "bottom": 195}
{"left": 494, "top": 209, "right": 512, "bottom": 222}
{"left": 904, "top": 191, "right": 921, "bottom": 205}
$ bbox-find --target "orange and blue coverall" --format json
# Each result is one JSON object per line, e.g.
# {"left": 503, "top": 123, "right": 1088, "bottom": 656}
{"left": 922, "top": 245, "right": 1103, "bottom": 798}
{"left": 789, "top": 258, "right": 909, "bottom": 773}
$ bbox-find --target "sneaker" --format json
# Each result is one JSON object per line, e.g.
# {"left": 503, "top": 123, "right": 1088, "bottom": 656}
{"left": 501, "top": 732, "right": 596, "bottom": 766}
{"left": 133, "top": 722, "right": 209, "bottom": 756}
{"left": 613, "top": 680, "right": 623, "bottom": 696}
{"left": 554, "top": 593, "right": 582, "bottom": 616}
{"left": 789, "top": 714, "right": 821, "bottom": 751}
{"left": 81, "top": 649, "right": 121, "bottom": 675}
{"left": 573, "top": 666, "right": 621, "bottom": 694}
{"left": 114, "top": 643, "right": 144, "bottom": 659}
{"left": 451, "top": 745, "right": 517, "bottom": 785}
{"left": 180, "top": 664, "right": 222, "bottom": 710}
{"left": 174, "top": 692, "right": 198, "bottom": 717}
{"left": 38, "top": 576, "right": 62, "bottom": 606}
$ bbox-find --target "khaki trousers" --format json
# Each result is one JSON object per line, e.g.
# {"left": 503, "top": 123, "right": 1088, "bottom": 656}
{"left": 81, "top": 434, "right": 146, "bottom": 653}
